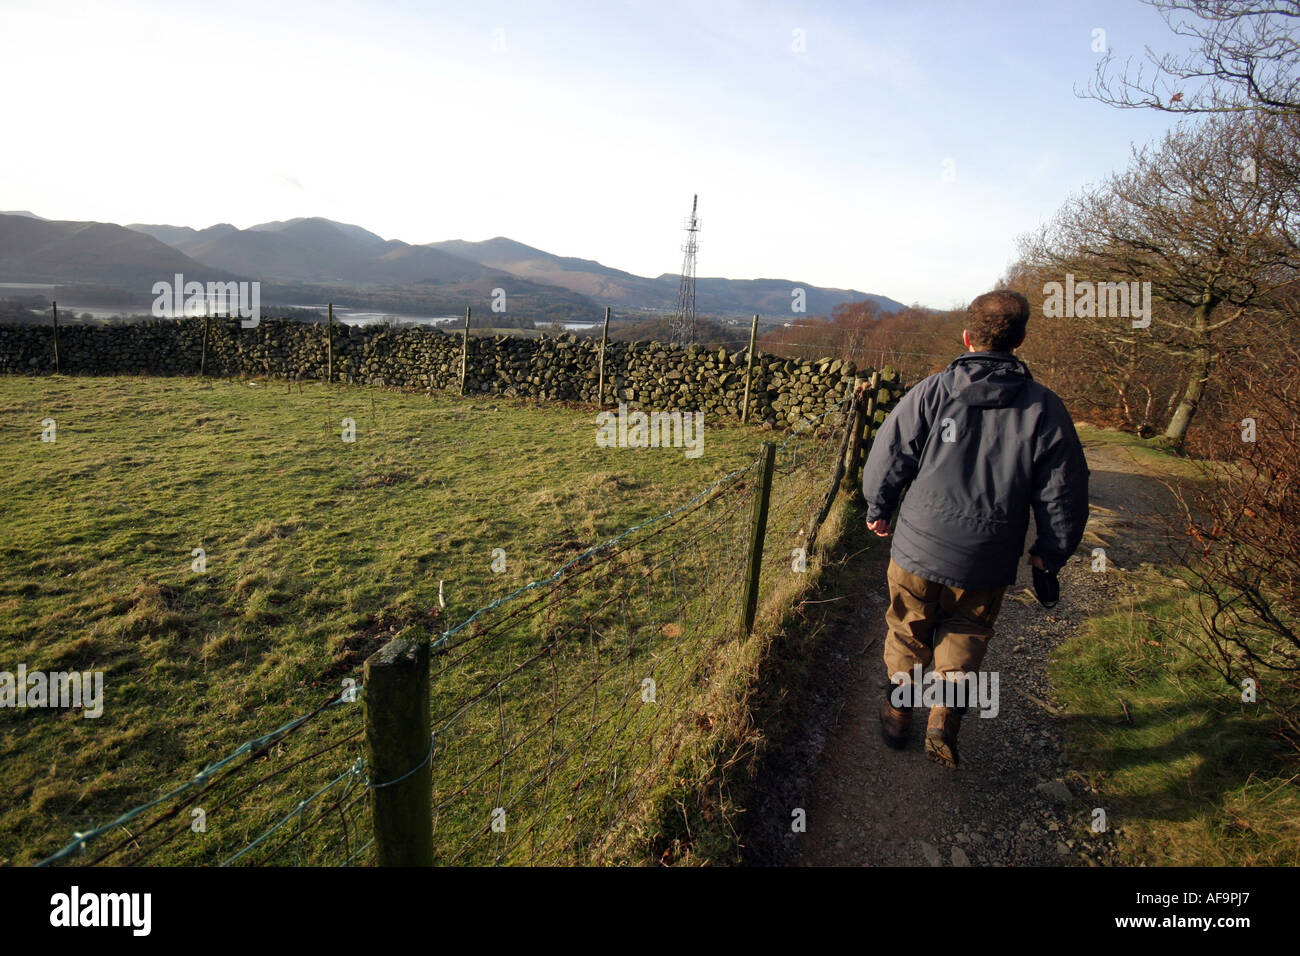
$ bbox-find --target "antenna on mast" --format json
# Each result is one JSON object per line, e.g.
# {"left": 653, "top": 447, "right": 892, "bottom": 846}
{"left": 669, "top": 194, "right": 700, "bottom": 347}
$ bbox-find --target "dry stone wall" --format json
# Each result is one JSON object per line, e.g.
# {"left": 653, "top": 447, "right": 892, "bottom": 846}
{"left": 0, "top": 318, "right": 904, "bottom": 423}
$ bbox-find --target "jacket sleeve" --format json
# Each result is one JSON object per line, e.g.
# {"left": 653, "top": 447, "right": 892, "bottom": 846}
{"left": 1028, "top": 394, "right": 1090, "bottom": 573}
{"left": 860, "top": 379, "right": 929, "bottom": 524}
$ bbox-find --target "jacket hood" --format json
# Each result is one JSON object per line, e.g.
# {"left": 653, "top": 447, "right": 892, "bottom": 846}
{"left": 945, "top": 352, "right": 1032, "bottom": 408}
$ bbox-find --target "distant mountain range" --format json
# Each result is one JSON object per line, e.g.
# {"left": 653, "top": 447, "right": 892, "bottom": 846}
{"left": 129, "top": 218, "right": 488, "bottom": 286}
{"left": 0, "top": 213, "right": 235, "bottom": 287}
{"left": 423, "top": 236, "right": 902, "bottom": 316}
{"left": 0, "top": 212, "right": 908, "bottom": 318}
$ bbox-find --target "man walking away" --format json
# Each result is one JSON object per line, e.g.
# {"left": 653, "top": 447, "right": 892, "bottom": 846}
{"left": 859, "top": 290, "right": 1089, "bottom": 768}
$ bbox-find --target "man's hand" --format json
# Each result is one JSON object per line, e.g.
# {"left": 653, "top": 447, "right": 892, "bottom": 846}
{"left": 867, "top": 518, "right": 890, "bottom": 537}
{"left": 1029, "top": 553, "right": 1059, "bottom": 608}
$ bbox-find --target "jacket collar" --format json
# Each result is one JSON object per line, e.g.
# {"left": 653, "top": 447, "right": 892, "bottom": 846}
{"left": 949, "top": 350, "right": 1033, "bottom": 380}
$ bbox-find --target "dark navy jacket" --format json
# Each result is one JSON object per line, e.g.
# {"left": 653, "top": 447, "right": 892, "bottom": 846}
{"left": 861, "top": 351, "right": 1090, "bottom": 590}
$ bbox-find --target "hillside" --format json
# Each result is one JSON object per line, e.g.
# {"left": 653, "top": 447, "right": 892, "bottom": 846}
{"left": 132, "top": 217, "right": 492, "bottom": 285}
{"left": 130, "top": 217, "right": 905, "bottom": 316}
{"left": 3, "top": 210, "right": 909, "bottom": 321}
{"left": 430, "top": 235, "right": 908, "bottom": 316}
{"left": 0, "top": 214, "right": 236, "bottom": 287}
{"left": 427, "top": 236, "right": 666, "bottom": 304}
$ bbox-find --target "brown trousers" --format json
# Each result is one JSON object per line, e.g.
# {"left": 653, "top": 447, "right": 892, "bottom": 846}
{"left": 883, "top": 559, "right": 1007, "bottom": 681}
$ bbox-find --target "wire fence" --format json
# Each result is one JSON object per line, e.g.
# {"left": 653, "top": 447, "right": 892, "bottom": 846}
{"left": 759, "top": 337, "right": 964, "bottom": 369}
{"left": 35, "top": 379, "right": 899, "bottom": 867}
{"left": 425, "top": 457, "right": 759, "bottom": 863}
{"left": 37, "top": 685, "right": 370, "bottom": 867}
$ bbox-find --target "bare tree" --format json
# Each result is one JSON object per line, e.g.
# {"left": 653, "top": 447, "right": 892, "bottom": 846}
{"left": 1020, "top": 112, "right": 1300, "bottom": 448}
{"left": 1002, "top": 260, "right": 1186, "bottom": 433}
{"left": 1082, "top": 0, "right": 1300, "bottom": 116}
{"left": 1166, "top": 342, "right": 1300, "bottom": 750}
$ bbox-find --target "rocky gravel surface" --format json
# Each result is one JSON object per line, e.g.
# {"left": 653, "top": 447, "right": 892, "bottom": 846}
{"left": 743, "top": 438, "right": 1181, "bottom": 867}
{"left": 790, "top": 557, "right": 1128, "bottom": 866}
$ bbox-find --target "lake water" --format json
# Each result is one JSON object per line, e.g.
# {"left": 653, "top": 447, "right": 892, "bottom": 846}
{"left": 0, "top": 287, "right": 597, "bottom": 330}
{"left": 0, "top": 292, "right": 462, "bottom": 326}
{"left": 332, "top": 312, "right": 460, "bottom": 327}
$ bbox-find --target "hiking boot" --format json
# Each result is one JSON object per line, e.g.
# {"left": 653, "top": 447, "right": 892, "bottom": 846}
{"left": 880, "top": 683, "right": 912, "bottom": 749}
{"left": 925, "top": 705, "right": 965, "bottom": 768}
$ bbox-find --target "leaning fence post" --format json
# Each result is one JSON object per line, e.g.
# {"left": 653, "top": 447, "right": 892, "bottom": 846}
{"left": 842, "top": 369, "right": 879, "bottom": 494}
{"left": 596, "top": 306, "right": 611, "bottom": 406}
{"left": 741, "top": 441, "right": 777, "bottom": 635}
{"left": 808, "top": 395, "right": 859, "bottom": 552}
{"left": 862, "top": 368, "right": 881, "bottom": 441}
{"left": 459, "top": 306, "right": 471, "bottom": 396}
{"left": 740, "top": 313, "right": 759, "bottom": 423}
{"left": 326, "top": 302, "right": 334, "bottom": 384}
{"left": 199, "top": 313, "right": 209, "bottom": 376}
{"left": 51, "top": 301, "right": 60, "bottom": 374}
{"left": 364, "top": 636, "right": 434, "bottom": 866}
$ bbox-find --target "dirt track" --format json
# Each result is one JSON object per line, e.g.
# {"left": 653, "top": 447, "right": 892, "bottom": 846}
{"left": 742, "top": 435, "right": 1186, "bottom": 867}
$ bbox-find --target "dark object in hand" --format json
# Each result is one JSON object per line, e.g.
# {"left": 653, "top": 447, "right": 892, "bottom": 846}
{"left": 1032, "top": 565, "right": 1059, "bottom": 609}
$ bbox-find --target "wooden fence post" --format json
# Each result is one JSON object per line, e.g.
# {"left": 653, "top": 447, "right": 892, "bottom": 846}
{"left": 741, "top": 441, "right": 777, "bottom": 635}
{"left": 808, "top": 395, "right": 860, "bottom": 552}
{"left": 364, "top": 636, "right": 435, "bottom": 866}
{"left": 740, "top": 313, "right": 759, "bottom": 423}
{"left": 842, "top": 369, "right": 879, "bottom": 494}
{"left": 327, "top": 302, "right": 334, "bottom": 384}
{"left": 199, "top": 315, "right": 209, "bottom": 377}
{"left": 460, "top": 306, "right": 471, "bottom": 396}
{"left": 596, "top": 306, "right": 611, "bottom": 406}
{"left": 51, "top": 301, "right": 60, "bottom": 374}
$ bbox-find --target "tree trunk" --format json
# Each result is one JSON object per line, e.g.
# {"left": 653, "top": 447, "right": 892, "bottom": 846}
{"left": 1164, "top": 300, "right": 1215, "bottom": 449}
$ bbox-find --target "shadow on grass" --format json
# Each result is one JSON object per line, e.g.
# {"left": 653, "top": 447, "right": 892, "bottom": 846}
{"left": 1051, "top": 588, "right": 1300, "bottom": 865}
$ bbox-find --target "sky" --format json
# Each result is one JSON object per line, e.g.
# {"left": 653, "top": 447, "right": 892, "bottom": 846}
{"left": 1, "top": 0, "right": 1196, "bottom": 308}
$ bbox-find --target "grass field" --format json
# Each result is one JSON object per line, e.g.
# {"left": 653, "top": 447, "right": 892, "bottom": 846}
{"left": 1052, "top": 586, "right": 1300, "bottom": 865}
{"left": 0, "top": 375, "right": 777, "bottom": 865}
{"left": 1051, "top": 427, "right": 1300, "bottom": 865}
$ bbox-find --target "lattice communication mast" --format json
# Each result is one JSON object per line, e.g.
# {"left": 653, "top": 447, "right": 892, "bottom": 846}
{"left": 670, "top": 194, "right": 700, "bottom": 347}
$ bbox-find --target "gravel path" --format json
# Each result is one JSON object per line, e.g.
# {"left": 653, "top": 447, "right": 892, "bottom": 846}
{"left": 751, "top": 436, "right": 1183, "bottom": 867}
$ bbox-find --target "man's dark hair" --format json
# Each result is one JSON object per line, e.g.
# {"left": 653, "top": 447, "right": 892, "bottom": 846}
{"left": 966, "top": 290, "right": 1029, "bottom": 351}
